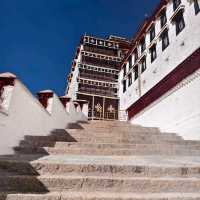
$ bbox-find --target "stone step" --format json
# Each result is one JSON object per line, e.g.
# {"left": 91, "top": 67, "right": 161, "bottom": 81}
{"left": 53, "top": 142, "right": 200, "bottom": 150}
{"left": 44, "top": 147, "right": 200, "bottom": 156}
{"left": 66, "top": 129, "right": 159, "bottom": 136}
{"left": 74, "top": 135, "right": 183, "bottom": 143}
{"left": 14, "top": 145, "right": 200, "bottom": 156}
{"left": 67, "top": 127, "right": 162, "bottom": 134}
{"left": 76, "top": 136, "right": 182, "bottom": 143}
{"left": 20, "top": 134, "right": 186, "bottom": 148}
{"left": 24, "top": 134, "right": 77, "bottom": 143}
{"left": 21, "top": 129, "right": 183, "bottom": 148}
{"left": 1, "top": 175, "right": 200, "bottom": 193}
{"left": 65, "top": 129, "right": 182, "bottom": 140}
{"left": 80, "top": 121, "right": 133, "bottom": 126}
{"left": 66, "top": 123, "right": 136, "bottom": 130}
{"left": 70, "top": 121, "right": 160, "bottom": 128}
{"left": 2, "top": 192, "right": 200, "bottom": 200}
{"left": 20, "top": 139, "right": 187, "bottom": 148}
{"left": 22, "top": 135, "right": 182, "bottom": 146}
{"left": 1, "top": 158, "right": 200, "bottom": 178}
{"left": 86, "top": 122, "right": 138, "bottom": 127}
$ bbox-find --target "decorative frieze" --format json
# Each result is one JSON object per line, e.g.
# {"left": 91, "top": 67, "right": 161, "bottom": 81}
{"left": 78, "top": 63, "right": 119, "bottom": 75}
{"left": 78, "top": 78, "right": 118, "bottom": 88}
{"left": 81, "top": 51, "right": 121, "bottom": 62}
{"left": 83, "top": 36, "right": 119, "bottom": 49}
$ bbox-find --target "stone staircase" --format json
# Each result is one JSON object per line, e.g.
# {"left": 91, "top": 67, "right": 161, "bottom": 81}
{"left": 1, "top": 121, "right": 200, "bottom": 199}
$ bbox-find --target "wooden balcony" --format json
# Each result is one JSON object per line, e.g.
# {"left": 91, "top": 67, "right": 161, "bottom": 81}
{"left": 83, "top": 44, "right": 118, "bottom": 57}
{"left": 81, "top": 51, "right": 121, "bottom": 62}
{"left": 79, "top": 63, "right": 119, "bottom": 74}
{"left": 78, "top": 85, "right": 117, "bottom": 98}
{"left": 79, "top": 73, "right": 117, "bottom": 82}
{"left": 79, "top": 69, "right": 118, "bottom": 82}
{"left": 81, "top": 55, "right": 121, "bottom": 69}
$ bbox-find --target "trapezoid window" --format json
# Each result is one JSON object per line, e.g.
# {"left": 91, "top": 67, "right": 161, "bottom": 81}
{"left": 128, "top": 73, "right": 132, "bottom": 86}
{"left": 141, "top": 57, "right": 147, "bottom": 73}
{"left": 150, "top": 24, "right": 156, "bottom": 42}
{"left": 194, "top": 0, "right": 200, "bottom": 15}
{"left": 134, "top": 65, "right": 139, "bottom": 81}
{"left": 123, "top": 80, "right": 126, "bottom": 93}
{"left": 160, "top": 9, "right": 167, "bottom": 28}
{"left": 173, "top": 0, "right": 181, "bottom": 11}
{"left": 150, "top": 44, "right": 157, "bottom": 63}
{"left": 161, "top": 29, "right": 169, "bottom": 51}
{"left": 174, "top": 11, "right": 185, "bottom": 35}
{"left": 140, "top": 37, "right": 146, "bottom": 54}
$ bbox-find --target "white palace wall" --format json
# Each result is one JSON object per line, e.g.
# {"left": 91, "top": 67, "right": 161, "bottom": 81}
{"left": 131, "top": 69, "right": 200, "bottom": 140}
{"left": 0, "top": 76, "right": 87, "bottom": 155}
{"left": 140, "top": 0, "right": 200, "bottom": 98}
{"left": 119, "top": 0, "right": 200, "bottom": 139}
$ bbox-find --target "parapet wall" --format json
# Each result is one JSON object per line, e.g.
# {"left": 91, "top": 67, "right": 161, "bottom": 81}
{"left": 0, "top": 72, "right": 88, "bottom": 155}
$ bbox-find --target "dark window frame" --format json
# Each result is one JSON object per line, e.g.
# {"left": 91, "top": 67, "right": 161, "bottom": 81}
{"left": 134, "top": 65, "right": 139, "bottom": 81}
{"left": 160, "top": 9, "right": 167, "bottom": 28}
{"left": 123, "top": 65, "right": 126, "bottom": 77}
{"left": 141, "top": 57, "right": 147, "bottom": 73}
{"left": 161, "top": 29, "right": 170, "bottom": 51}
{"left": 150, "top": 44, "right": 157, "bottom": 63}
{"left": 140, "top": 37, "right": 146, "bottom": 53}
{"left": 174, "top": 11, "right": 185, "bottom": 35}
{"left": 194, "top": 0, "right": 200, "bottom": 15}
{"left": 134, "top": 49, "right": 138, "bottom": 63}
{"left": 128, "top": 73, "right": 132, "bottom": 86}
{"left": 173, "top": 0, "right": 181, "bottom": 11}
{"left": 128, "top": 56, "right": 132, "bottom": 70}
{"left": 123, "top": 80, "right": 126, "bottom": 93}
{"left": 150, "top": 24, "right": 156, "bottom": 42}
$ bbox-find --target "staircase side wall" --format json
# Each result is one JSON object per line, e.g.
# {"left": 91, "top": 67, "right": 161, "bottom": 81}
{"left": 0, "top": 79, "right": 81, "bottom": 155}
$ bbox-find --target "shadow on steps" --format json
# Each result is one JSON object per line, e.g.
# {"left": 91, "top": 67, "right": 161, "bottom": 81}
{"left": 66, "top": 122, "right": 86, "bottom": 129}
{"left": 0, "top": 153, "right": 49, "bottom": 199}
{"left": 14, "top": 128, "right": 79, "bottom": 154}
{"left": 0, "top": 122, "right": 84, "bottom": 200}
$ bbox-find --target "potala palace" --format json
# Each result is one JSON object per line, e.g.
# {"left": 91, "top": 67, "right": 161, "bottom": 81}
{"left": 0, "top": 0, "right": 200, "bottom": 199}
{"left": 66, "top": 0, "right": 200, "bottom": 139}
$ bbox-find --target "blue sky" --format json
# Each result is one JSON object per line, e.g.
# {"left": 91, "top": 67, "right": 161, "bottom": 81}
{"left": 0, "top": 0, "right": 159, "bottom": 96}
